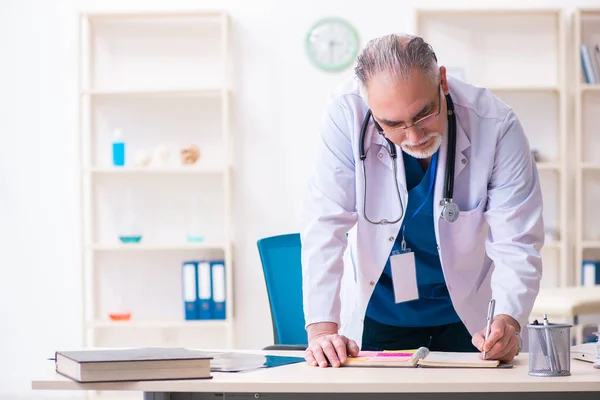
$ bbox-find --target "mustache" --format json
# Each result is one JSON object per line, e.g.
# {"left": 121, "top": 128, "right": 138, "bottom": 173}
{"left": 401, "top": 132, "right": 441, "bottom": 147}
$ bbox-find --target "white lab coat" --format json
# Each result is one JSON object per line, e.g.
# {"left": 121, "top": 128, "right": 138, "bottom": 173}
{"left": 300, "top": 77, "right": 544, "bottom": 348}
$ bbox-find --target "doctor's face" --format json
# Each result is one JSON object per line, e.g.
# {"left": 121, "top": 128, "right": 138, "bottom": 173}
{"left": 367, "top": 67, "right": 449, "bottom": 159}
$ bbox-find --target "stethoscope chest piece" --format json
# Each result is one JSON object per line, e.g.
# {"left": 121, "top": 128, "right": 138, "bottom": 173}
{"left": 441, "top": 200, "right": 460, "bottom": 223}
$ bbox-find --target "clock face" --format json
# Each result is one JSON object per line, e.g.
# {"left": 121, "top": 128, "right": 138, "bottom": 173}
{"left": 305, "top": 17, "right": 360, "bottom": 72}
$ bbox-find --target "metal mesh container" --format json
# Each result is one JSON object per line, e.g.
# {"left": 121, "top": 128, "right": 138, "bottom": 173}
{"left": 528, "top": 319, "right": 572, "bottom": 377}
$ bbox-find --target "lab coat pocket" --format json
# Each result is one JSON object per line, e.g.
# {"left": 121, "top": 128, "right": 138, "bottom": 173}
{"left": 441, "top": 197, "right": 486, "bottom": 232}
{"left": 439, "top": 197, "right": 488, "bottom": 273}
{"left": 456, "top": 197, "right": 486, "bottom": 218}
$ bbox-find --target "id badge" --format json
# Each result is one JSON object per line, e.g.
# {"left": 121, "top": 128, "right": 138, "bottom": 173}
{"left": 390, "top": 250, "right": 419, "bottom": 303}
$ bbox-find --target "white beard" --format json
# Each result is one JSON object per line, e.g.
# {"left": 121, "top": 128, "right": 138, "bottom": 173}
{"left": 400, "top": 132, "right": 442, "bottom": 159}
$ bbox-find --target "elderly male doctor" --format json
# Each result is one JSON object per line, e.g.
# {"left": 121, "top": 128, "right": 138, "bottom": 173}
{"left": 300, "top": 33, "right": 544, "bottom": 368}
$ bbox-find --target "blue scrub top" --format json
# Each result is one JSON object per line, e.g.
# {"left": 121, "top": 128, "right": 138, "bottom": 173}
{"left": 365, "top": 150, "right": 461, "bottom": 327}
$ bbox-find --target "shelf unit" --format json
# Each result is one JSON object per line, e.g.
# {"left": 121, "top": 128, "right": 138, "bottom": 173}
{"left": 90, "top": 319, "right": 229, "bottom": 329}
{"left": 90, "top": 242, "right": 228, "bottom": 252}
{"left": 574, "top": 9, "right": 600, "bottom": 287}
{"left": 78, "top": 11, "right": 234, "bottom": 353}
{"left": 88, "top": 166, "right": 227, "bottom": 175}
{"left": 81, "top": 88, "right": 223, "bottom": 97}
{"left": 415, "top": 9, "right": 568, "bottom": 288}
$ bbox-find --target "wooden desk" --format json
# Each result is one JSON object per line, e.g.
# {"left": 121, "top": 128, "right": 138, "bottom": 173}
{"left": 32, "top": 351, "right": 600, "bottom": 400}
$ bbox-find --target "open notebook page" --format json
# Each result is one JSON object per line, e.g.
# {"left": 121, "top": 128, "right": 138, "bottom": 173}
{"left": 419, "top": 352, "right": 500, "bottom": 367}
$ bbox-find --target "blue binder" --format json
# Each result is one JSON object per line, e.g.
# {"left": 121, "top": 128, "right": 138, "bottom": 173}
{"left": 582, "top": 260, "right": 600, "bottom": 286}
{"left": 196, "top": 261, "right": 213, "bottom": 319}
{"left": 211, "top": 260, "right": 226, "bottom": 320}
{"left": 181, "top": 261, "right": 198, "bottom": 320}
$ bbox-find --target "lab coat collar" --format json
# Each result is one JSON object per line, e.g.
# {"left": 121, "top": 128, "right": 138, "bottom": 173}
{"left": 454, "top": 112, "right": 471, "bottom": 174}
{"left": 432, "top": 107, "right": 471, "bottom": 243}
{"left": 369, "top": 122, "right": 398, "bottom": 172}
{"left": 366, "top": 121, "right": 408, "bottom": 203}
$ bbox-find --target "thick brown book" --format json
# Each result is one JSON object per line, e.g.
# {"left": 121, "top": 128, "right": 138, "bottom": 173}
{"left": 55, "top": 347, "right": 213, "bottom": 383}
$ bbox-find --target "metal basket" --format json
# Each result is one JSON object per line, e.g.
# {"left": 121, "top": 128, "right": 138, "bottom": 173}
{"left": 528, "top": 320, "right": 572, "bottom": 377}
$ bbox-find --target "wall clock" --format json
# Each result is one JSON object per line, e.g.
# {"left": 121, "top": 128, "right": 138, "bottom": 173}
{"left": 305, "top": 17, "right": 360, "bottom": 72}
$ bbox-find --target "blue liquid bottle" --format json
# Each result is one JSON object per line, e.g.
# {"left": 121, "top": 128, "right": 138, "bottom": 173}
{"left": 112, "top": 128, "right": 125, "bottom": 167}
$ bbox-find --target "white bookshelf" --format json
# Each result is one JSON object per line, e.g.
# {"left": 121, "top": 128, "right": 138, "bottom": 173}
{"left": 581, "top": 84, "right": 600, "bottom": 92}
{"left": 415, "top": 9, "right": 568, "bottom": 288}
{"left": 485, "top": 85, "right": 560, "bottom": 92}
{"left": 81, "top": 88, "right": 224, "bottom": 97}
{"left": 90, "top": 242, "right": 228, "bottom": 251}
{"left": 574, "top": 8, "right": 600, "bottom": 287}
{"left": 78, "top": 10, "right": 234, "bottom": 356}
{"left": 90, "top": 319, "right": 228, "bottom": 329}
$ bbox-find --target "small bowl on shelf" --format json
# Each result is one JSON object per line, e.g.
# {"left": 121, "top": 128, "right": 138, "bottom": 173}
{"left": 108, "top": 312, "right": 132, "bottom": 321}
{"left": 119, "top": 235, "right": 143, "bottom": 244}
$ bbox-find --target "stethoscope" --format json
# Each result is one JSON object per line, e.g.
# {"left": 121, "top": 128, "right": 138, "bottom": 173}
{"left": 359, "top": 92, "right": 460, "bottom": 225}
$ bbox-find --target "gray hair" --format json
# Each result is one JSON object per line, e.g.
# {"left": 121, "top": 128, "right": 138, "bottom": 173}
{"left": 355, "top": 33, "right": 440, "bottom": 100}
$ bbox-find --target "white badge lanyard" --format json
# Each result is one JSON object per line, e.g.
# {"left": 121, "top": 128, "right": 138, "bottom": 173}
{"left": 399, "top": 151, "right": 439, "bottom": 253}
{"left": 389, "top": 153, "right": 439, "bottom": 304}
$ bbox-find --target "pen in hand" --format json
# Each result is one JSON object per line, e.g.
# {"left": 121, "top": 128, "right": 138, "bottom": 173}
{"left": 483, "top": 299, "right": 495, "bottom": 360}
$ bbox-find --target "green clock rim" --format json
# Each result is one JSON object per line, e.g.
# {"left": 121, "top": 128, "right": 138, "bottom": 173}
{"left": 305, "top": 17, "right": 360, "bottom": 72}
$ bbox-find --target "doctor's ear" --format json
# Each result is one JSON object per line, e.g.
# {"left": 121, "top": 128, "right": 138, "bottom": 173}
{"left": 439, "top": 66, "right": 449, "bottom": 95}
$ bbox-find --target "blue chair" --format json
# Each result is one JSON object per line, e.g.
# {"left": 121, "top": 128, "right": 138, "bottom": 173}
{"left": 257, "top": 233, "right": 308, "bottom": 350}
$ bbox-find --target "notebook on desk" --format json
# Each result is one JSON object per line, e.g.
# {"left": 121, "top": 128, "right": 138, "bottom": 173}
{"left": 54, "top": 347, "right": 213, "bottom": 383}
{"left": 210, "top": 352, "right": 305, "bottom": 372}
{"left": 571, "top": 342, "right": 598, "bottom": 363}
{"left": 342, "top": 347, "right": 509, "bottom": 368}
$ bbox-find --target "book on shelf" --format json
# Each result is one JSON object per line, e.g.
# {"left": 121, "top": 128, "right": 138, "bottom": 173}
{"left": 594, "top": 45, "right": 600, "bottom": 82}
{"left": 54, "top": 347, "right": 213, "bottom": 383}
{"left": 342, "top": 347, "right": 507, "bottom": 368}
{"left": 581, "top": 44, "right": 599, "bottom": 84}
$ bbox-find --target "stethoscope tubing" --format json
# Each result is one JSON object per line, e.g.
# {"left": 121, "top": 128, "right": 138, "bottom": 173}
{"left": 359, "top": 93, "right": 458, "bottom": 225}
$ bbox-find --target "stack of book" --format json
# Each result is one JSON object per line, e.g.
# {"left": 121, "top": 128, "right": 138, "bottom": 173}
{"left": 181, "top": 260, "right": 226, "bottom": 321}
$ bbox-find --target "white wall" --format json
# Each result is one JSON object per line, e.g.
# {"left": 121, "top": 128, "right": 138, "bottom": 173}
{"left": 1, "top": 0, "right": 598, "bottom": 397}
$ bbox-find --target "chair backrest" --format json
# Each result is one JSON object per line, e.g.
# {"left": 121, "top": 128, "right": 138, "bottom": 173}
{"left": 257, "top": 233, "right": 307, "bottom": 345}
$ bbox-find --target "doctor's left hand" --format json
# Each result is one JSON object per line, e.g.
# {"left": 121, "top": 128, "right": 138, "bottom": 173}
{"left": 472, "top": 314, "right": 520, "bottom": 362}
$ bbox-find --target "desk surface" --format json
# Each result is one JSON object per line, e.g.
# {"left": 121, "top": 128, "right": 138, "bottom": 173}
{"left": 32, "top": 351, "right": 600, "bottom": 394}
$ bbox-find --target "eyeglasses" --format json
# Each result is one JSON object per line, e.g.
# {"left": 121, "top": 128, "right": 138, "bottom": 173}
{"left": 373, "top": 88, "right": 441, "bottom": 135}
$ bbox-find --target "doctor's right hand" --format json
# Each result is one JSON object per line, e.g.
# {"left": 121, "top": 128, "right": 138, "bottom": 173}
{"left": 305, "top": 322, "right": 360, "bottom": 368}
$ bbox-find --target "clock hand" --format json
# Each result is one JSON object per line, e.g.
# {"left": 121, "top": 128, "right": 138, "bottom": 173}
{"left": 328, "top": 40, "right": 336, "bottom": 64}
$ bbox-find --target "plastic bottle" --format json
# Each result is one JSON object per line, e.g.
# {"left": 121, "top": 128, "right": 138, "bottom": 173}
{"left": 186, "top": 190, "right": 205, "bottom": 243}
{"left": 108, "top": 263, "right": 132, "bottom": 321}
{"left": 112, "top": 128, "right": 125, "bottom": 166}
{"left": 118, "top": 187, "right": 142, "bottom": 244}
